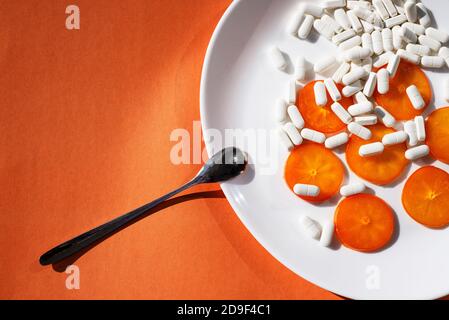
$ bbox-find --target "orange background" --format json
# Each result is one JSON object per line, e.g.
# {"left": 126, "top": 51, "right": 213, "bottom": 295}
{"left": 0, "top": 0, "right": 340, "bottom": 299}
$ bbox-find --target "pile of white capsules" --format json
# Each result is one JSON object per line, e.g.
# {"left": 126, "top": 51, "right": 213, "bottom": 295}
{"left": 269, "top": 0, "right": 449, "bottom": 245}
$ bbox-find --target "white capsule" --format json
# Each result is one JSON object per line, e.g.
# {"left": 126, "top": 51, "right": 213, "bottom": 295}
{"left": 361, "top": 20, "right": 375, "bottom": 34}
{"left": 331, "top": 102, "right": 353, "bottom": 124}
{"left": 386, "top": 54, "right": 400, "bottom": 77}
{"left": 299, "top": 215, "right": 322, "bottom": 240}
{"left": 348, "top": 122, "right": 372, "bottom": 140}
{"left": 401, "top": 26, "right": 418, "bottom": 44}
{"left": 385, "top": 14, "right": 407, "bottom": 28}
{"left": 342, "top": 67, "right": 368, "bottom": 85}
{"left": 373, "top": 51, "right": 393, "bottom": 68}
{"left": 275, "top": 98, "right": 288, "bottom": 123}
{"left": 345, "top": 46, "right": 372, "bottom": 63}
{"left": 414, "top": 116, "right": 426, "bottom": 142}
{"left": 374, "top": 106, "right": 396, "bottom": 128}
{"left": 288, "top": 80, "right": 297, "bottom": 104}
{"left": 425, "top": 27, "right": 449, "bottom": 44}
{"left": 295, "top": 184, "right": 321, "bottom": 198}
{"left": 322, "top": 0, "right": 346, "bottom": 10}
{"left": 359, "top": 142, "right": 385, "bottom": 157}
{"left": 354, "top": 91, "right": 369, "bottom": 104}
{"left": 405, "top": 145, "right": 430, "bottom": 160}
{"left": 397, "top": 49, "right": 420, "bottom": 65}
{"left": 376, "top": 69, "right": 389, "bottom": 94}
{"left": 277, "top": 128, "right": 294, "bottom": 151}
{"left": 334, "top": 9, "right": 352, "bottom": 31}
{"left": 287, "top": 10, "right": 305, "bottom": 36}
{"left": 353, "top": 7, "right": 375, "bottom": 23}
{"left": 373, "top": 0, "right": 389, "bottom": 20}
{"left": 362, "top": 72, "right": 376, "bottom": 98}
{"left": 295, "top": 56, "right": 307, "bottom": 82}
{"left": 421, "top": 56, "right": 445, "bottom": 69}
{"left": 403, "top": 22, "right": 425, "bottom": 36}
{"left": 287, "top": 105, "right": 305, "bottom": 130}
{"left": 355, "top": 115, "right": 378, "bottom": 126}
{"left": 314, "top": 81, "right": 328, "bottom": 107}
{"left": 333, "top": 30, "right": 356, "bottom": 45}
{"left": 325, "top": 132, "right": 349, "bottom": 149}
{"left": 301, "top": 128, "right": 326, "bottom": 144}
{"left": 404, "top": 120, "right": 418, "bottom": 146}
{"left": 392, "top": 26, "right": 404, "bottom": 50}
{"left": 348, "top": 101, "right": 373, "bottom": 116}
{"left": 283, "top": 122, "right": 303, "bottom": 146}
{"left": 302, "top": 3, "right": 324, "bottom": 17}
{"left": 382, "top": 0, "right": 397, "bottom": 17}
{"left": 382, "top": 131, "right": 408, "bottom": 146}
{"left": 342, "top": 80, "right": 363, "bottom": 97}
{"left": 406, "top": 85, "right": 425, "bottom": 110}
{"left": 298, "top": 15, "right": 315, "bottom": 39}
{"left": 332, "top": 62, "right": 351, "bottom": 84}
{"left": 444, "top": 78, "right": 449, "bottom": 102}
{"left": 382, "top": 28, "right": 394, "bottom": 52}
{"left": 419, "top": 35, "right": 441, "bottom": 52}
{"left": 361, "top": 33, "right": 374, "bottom": 55}
{"left": 269, "top": 47, "right": 287, "bottom": 71}
{"left": 347, "top": 10, "right": 363, "bottom": 33}
{"left": 321, "top": 0, "right": 346, "bottom": 9}
{"left": 314, "top": 18, "right": 335, "bottom": 40}
{"left": 372, "top": 30, "right": 384, "bottom": 55}
{"left": 404, "top": 0, "right": 418, "bottom": 23}
{"left": 439, "top": 47, "right": 449, "bottom": 67}
{"left": 323, "top": 14, "right": 344, "bottom": 33}
{"left": 406, "top": 44, "right": 431, "bottom": 57}
{"left": 339, "top": 35, "right": 362, "bottom": 51}
{"left": 340, "top": 182, "right": 366, "bottom": 197}
{"left": 314, "top": 56, "right": 338, "bottom": 74}
{"left": 324, "top": 78, "right": 342, "bottom": 102}
{"left": 319, "top": 219, "right": 335, "bottom": 248}
{"left": 416, "top": 3, "right": 431, "bottom": 28}
{"left": 346, "top": 1, "right": 371, "bottom": 10}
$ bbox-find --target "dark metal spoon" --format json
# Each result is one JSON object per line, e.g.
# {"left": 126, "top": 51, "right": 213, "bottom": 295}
{"left": 39, "top": 147, "right": 247, "bottom": 266}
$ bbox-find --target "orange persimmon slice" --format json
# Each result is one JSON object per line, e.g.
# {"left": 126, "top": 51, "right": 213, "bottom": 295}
{"left": 374, "top": 60, "right": 431, "bottom": 121}
{"left": 285, "top": 143, "right": 344, "bottom": 202}
{"left": 335, "top": 194, "right": 395, "bottom": 252}
{"left": 298, "top": 80, "right": 354, "bottom": 134}
{"left": 402, "top": 166, "right": 449, "bottom": 228}
{"left": 426, "top": 107, "right": 449, "bottom": 164}
{"left": 346, "top": 124, "right": 409, "bottom": 185}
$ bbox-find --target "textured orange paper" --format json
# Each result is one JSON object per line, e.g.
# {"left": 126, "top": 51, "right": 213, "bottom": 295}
{"left": 0, "top": 0, "right": 341, "bottom": 299}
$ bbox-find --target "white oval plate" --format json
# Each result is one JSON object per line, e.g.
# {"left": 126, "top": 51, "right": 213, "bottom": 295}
{"left": 200, "top": 0, "right": 449, "bottom": 300}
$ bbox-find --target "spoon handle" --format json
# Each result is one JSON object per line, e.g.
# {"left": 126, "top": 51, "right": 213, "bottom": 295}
{"left": 39, "top": 177, "right": 201, "bottom": 266}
